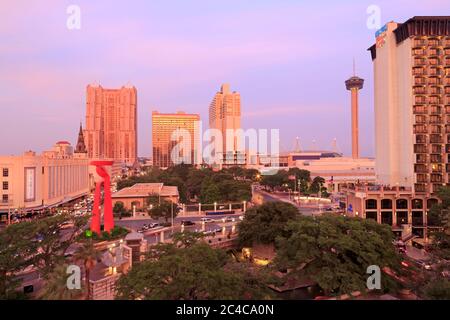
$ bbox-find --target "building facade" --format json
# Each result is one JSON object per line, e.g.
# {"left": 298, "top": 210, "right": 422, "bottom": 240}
{"left": 112, "top": 183, "right": 179, "bottom": 211}
{"left": 84, "top": 84, "right": 137, "bottom": 166}
{"left": 152, "top": 111, "right": 200, "bottom": 167}
{"left": 0, "top": 141, "right": 89, "bottom": 216}
{"left": 209, "top": 84, "right": 241, "bottom": 156}
{"left": 346, "top": 17, "right": 450, "bottom": 240}
{"left": 369, "top": 17, "right": 450, "bottom": 192}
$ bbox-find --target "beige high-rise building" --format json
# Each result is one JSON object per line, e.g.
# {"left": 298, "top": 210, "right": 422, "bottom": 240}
{"left": 369, "top": 17, "right": 450, "bottom": 194}
{"left": 84, "top": 84, "right": 137, "bottom": 165}
{"left": 152, "top": 111, "right": 200, "bottom": 168}
{"left": 209, "top": 84, "right": 241, "bottom": 155}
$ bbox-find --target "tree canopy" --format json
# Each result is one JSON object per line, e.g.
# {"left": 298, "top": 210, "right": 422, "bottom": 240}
{"left": 274, "top": 215, "right": 401, "bottom": 296}
{"left": 118, "top": 165, "right": 253, "bottom": 204}
{"left": 238, "top": 201, "right": 299, "bottom": 246}
{"left": 115, "top": 242, "right": 272, "bottom": 300}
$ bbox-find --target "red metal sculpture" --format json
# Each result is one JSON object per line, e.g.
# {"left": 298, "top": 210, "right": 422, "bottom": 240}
{"left": 90, "top": 160, "right": 114, "bottom": 234}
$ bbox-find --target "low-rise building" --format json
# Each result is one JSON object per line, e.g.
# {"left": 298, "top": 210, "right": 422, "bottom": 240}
{"left": 0, "top": 141, "right": 89, "bottom": 219}
{"left": 112, "top": 183, "right": 179, "bottom": 210}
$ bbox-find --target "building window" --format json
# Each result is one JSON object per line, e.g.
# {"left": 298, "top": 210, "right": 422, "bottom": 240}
{"left": 365, "top": 199, "right": 377, "bottom": 210}
{"left": 2, "top": 181, "right": 8, "bottom": 190}
{"left": 2, "top": 168, "right": 8, "bottom": 177}
{"left": 381, "top": 199, "right": 392, "bottom": 209}
{"left": 2, "top": 194, "right": 8, "bottom": 203}
{"left": 412, "top": 199, "right": 423, "bottom": 209}
{"left": 396, "top": 199, "right": 408, "bottom": 209}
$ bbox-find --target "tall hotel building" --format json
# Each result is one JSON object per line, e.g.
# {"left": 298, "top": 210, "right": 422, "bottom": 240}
{"left": 209, "top": 84, "right": 242, "bottom": 159}
{"left": 84, "top": 84, "right": 137, "bottom": 165}
{"left": 345, "top": 17, "right": 450, "bottom": 239}
{"left": 152, "top": 111, "right": 200, "bottom": 168}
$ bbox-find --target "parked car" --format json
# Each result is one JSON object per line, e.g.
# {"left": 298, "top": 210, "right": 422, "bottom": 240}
{"left": 181, "top": 220, "right": 195, "bottom": 226}
{"left": 221, "top": 217, "right": 234, "bottom": 223}
{"left": 149, "top": 222, "right": 160, "bottom": 228}
{"left": 200, "top": 218, "right": 214, "bottom": 223}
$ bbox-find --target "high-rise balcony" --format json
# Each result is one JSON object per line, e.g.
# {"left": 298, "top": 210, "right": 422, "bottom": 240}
{"left": 446, "top": 144, "right": 450, "bottom": 153}
{"left": 428, "top": 77, "right": 441, "bottom": 86}
{"left": 415, "top": 183, "right": 427, "bottom": 193}
{"left": 413, "top": 105, "right": 427, "bottom": 114}
{"left": 414, "top": 164, "right": 428, "bottom": 173}
{"left": 430, "top": 134, "right": 443, "bottom": 143}
{"left": 416, "top": 174, "right": 429, "bottom": 183}
{"left": 415, "top": 96, "right": 427, "bottom": 104}
{"left": 431, "top": 164, "right": 443, "bottom": 173}
{"left": 415, "top": 115, "right": 427, "bottom": 123}
{"left": 430, "top": 105, "right": 442, "bottom": 114}
{"left": 430, "top": 154, "right": 443, "bottom": 163}
{"left": 429, "top": 48, "right": 441, "bottom": 56}
{"left": 414, "top": 125, "right": 428, "bottom": 134}
{"left": 445, "top": 106, "right": 450, "bottom": 114}
{"left": 446, "top": 164, "right": 450, "bottom": 173}
{"left": 414, "top": 59, "right": 427, "bottom": 66}
{"left": 413, "top": 86, "right": 427, "bottom": 94}
{"left": 416, "top": 154, "right": 428, "bottom": 163}
{"left": 414, "top": 144, "right": 428, "bottom": 153}
{"left": 430, "top": 115, "right": 443, "bottom": 124}
{"left": 414, "top": 77, "right": 427, "bottom": 85}
{"left": 430, "top": 86, "right": 442, "bottom": 94}
{"left": 430, "top": 125, "right": 442, "bottom": 134}
{"left": 429, "top": 58, "right": 440, "bottom": 66}
{"left": 414, "top": 39, "right": 427, "bottom": 47}
{"left": 431, "top": 144, "right": 442, "bottom": 153}
{"left": 413, "top": 67, "right": 426, "bottom": 76}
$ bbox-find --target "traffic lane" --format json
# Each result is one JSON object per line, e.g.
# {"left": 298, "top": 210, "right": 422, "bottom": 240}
{"left": 115, "top": 215, "right": 242, "bottom": 230}
{"left": 141, "top": 222, "right": 238, "bottom": 245}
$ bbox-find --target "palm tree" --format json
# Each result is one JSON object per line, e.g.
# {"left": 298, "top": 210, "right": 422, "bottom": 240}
{"left": 74, "top": 240, "right": 100, "bottom": 300}
{"left": 39, "top": 263, "right": 83, "bottom": 300}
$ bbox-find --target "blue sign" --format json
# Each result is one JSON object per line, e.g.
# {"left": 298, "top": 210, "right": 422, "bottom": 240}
{"left": 347, "top": 204, "right": 353, "bottom": 212}
{"left": 375, "top": 24, "right": 387, "bottom": 38}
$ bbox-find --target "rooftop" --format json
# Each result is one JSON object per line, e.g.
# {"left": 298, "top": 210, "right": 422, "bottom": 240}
{"left": 112, "top": 183, "right": 179, "bottom": 198}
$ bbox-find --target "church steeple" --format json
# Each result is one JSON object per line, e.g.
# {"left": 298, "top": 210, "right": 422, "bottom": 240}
{"left": 75, "top": 122, "right": 87, "bottom": 154}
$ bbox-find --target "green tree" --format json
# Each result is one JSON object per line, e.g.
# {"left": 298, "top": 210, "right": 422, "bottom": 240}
{"left": 422, "top": 279, "right": 450, "bottom": 300}
{"left": 116, "top": 243, "right": 272, "bottom": 300}
{"left": 428, "top": 186, "right": 450, "bottom": 260}
{"left": 171, "top": 231, "right": 205, "bottom": 248}
{"left": 113, "top": 201, "right": 127, "bottom": 217}
{"left": 275, "top": 215, "right": 401, "bottom": 296}
{"left": 0, "top": 221, "right": 37, "bottom": 299}
{"left": 33, "top": 214, "right": 88, "bottom": 279}
{"left": 200, "top": 180, "right": 221, "bottom": 204}
{"left": 73, "top": 239, "right": 100, "bottom": 300}
{"left": 309, "top": 176, "right": 326, "bottom": 195}
{"left": 147, "top": 199, "right": 180, "bottom": 223}
{"left": 39, "top": 263, "right": 83, "bottom": 300}
{"left": 238, "top": 201, "right": 299, "bottom": 246}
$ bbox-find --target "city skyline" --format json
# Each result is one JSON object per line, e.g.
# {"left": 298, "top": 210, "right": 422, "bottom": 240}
{"left": 2, "top": 0, "right": 450, "bottom": 158}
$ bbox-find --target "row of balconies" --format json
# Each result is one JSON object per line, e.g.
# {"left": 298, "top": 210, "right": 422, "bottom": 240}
{"left": 414, "top": 183, "right": 448, "bottom": 194}
{"left": 414, "top": 77, "right": 450, "bottom": 86}
{"left": 413, "top": 66, "right": 450, "bottom": 76}
{"left": 414, "top": 57, "right": 450, "bottom": 66}
{"left": 413, "top": 105, "right": 450, "bottom": 114}
{"left": 413, "top": 95, "right": 450, "bottom": 104}
{"left": 414, "top": 124, "right": 448, "bottom": 134}
{"left": 413, "top": 143, "right": 446, "bottom": 154}
{"left": 413, "top": 86, "right": 450, "bottom": 95}
{"left": 415, "top": 115, "right": 447, "bottom": 124}
{"left": 413, "top": 37, "right": 450, "bottom": 47}
{"left": 412, "top": 48, "right": 450, "bottom": 56}
{"left": 414, "top": 124, "right": 450, "bottom": 134}
{"left": 416, "top": 173, "right": 445, "bottom": 183}
{"left": 415, "top": 134, "right": 445, "bottom": 144}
